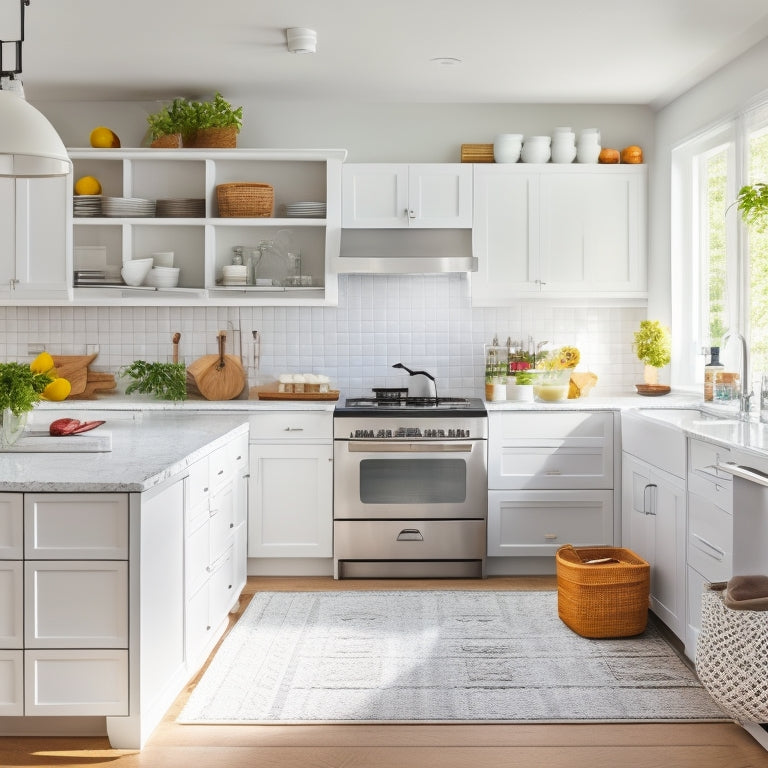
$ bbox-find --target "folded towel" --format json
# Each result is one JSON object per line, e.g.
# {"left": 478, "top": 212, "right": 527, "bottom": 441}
{"left": 724, "top": 574, "right": 768, "bottom": 611}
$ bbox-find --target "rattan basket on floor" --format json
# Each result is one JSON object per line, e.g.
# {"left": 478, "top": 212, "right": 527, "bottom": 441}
{"left": 216, "top": 183, "right": 274, "bottom": 217}
{"left": 556, "top": 544, "right": 650, "bottom": 638}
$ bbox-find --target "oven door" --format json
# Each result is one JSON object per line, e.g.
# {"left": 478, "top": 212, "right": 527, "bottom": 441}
{"left": 333, "top": 439, "right": 487, "bottom": 520}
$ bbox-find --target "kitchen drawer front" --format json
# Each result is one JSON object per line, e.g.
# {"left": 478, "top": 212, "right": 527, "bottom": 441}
{"left": 24, "top": 561, "right": 128, "bottom": 648}
{"left": 24, "top": 649, "right": 128, "bottom": 716}
{"left": 24, "top": 494, "right": 128, "bottom": 560}
{"left": 689, "top": 438, "right": 733, "bottom": 486}
{"left": 334, "top": 519, "right": 486, "bottom": 560}
{"left": 0, "top": 650, "right": 23, "bottom": 715}
{"left": 488, "top": 489, "right": 613, "bottom": 556}
{"left": 228, "top": 431, "right": 249, "bottom": 474}
{"left": 249, "top": 411, "right": 332, "bottom": 441}
{"left": 187, "top": 455, "right": 211, "bottom": 510}
{"left": 687, "top": 491, "right": 732, "bottom": 582}
{"left": 0, "top": 561, "right": 23, "bottom": 648}
{"left": 491, "top": 411, "right": 613, "bottom": 442}
{"left": 688, "top": 470, "right": 732, "bottom": 514}
{"left": 0, "top": 494, "right": 23, "bottom": 559}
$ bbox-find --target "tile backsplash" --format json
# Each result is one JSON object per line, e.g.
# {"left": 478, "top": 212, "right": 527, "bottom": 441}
{"left": 0, "top": 275, "right": 646, "bottom": 397}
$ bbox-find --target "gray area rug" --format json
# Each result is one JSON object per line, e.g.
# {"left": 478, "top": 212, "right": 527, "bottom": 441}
{"left": 178, "top": 590, "right": 727, "bottom": 723}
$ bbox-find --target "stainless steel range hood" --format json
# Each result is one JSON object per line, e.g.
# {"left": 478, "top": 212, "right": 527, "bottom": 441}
{"left": 337, "top": 229, "right": 477, "bottom": 274}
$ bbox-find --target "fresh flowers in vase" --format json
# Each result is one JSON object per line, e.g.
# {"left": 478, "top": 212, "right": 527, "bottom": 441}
{"left": 534, "top": 346, "right": 581, "bottom": 402}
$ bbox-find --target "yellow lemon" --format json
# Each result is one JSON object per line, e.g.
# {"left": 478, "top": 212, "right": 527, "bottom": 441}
{"left": 30, "top": 351, "right": 55, "bottom": 374}
{"left": 90, "top": 126, "right": 120, "bottom": 148}
{"left": 41, "top": 377, "right": 72, "bottom": 402}
{"left": 74, "top": 175, "right": 102, "bottom": 196}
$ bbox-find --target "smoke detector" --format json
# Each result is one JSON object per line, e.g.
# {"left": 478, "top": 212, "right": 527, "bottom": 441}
{"left": 286, "top": 28, "right": 317, "bottom": 54}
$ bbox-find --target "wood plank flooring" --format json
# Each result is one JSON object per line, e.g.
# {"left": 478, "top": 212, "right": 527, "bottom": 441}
{"left": 1, "top": 575, "right": 767, "bottom": 768}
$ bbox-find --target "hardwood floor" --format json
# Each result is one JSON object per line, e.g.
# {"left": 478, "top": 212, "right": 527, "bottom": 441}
{"left": 2, "top": 576, "right": 767, "bottom": 768}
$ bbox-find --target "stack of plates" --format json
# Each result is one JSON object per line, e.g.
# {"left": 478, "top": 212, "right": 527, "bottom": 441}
{"left": 102, "top": 197, "right": 156, "bottom": 218}
{"left": 284, "top": 201, "right": 326, "bottom": 218}
{"left": 73, "top": 195, "right": 102, "bottom": 217}
{"left": 145, "top": 266, "right": 180, "bottom": 288}
{"left": 156, "top": 198, "right": 206, "bottom": 218}
{"left": 221, "top": 265, "right": 248, "bottom": 286}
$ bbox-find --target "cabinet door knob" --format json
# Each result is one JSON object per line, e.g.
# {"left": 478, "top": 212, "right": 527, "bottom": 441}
{"left": 407, "top": 208, "right": 416, "bottom": 219}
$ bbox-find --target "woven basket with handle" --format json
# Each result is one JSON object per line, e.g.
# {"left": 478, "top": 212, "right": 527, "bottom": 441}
{"left": 216, "top": 183, "right": 274, "bottom": 217}
{"left": 556, "top": 544, "right": 650, "bottom": 638}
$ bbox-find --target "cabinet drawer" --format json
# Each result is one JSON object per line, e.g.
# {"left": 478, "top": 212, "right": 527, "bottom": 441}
{"left": 0, "top": 650, "right": 23, "bottom": 715}
{"left": 25, "top": 561, "right": 128, "bottom": 648}
{"left": 0, "top": 562, "right": 23, "bottom": 648}
{"left": 24, "top": 649, "right": 128, "bottom": 716}
{"left": 689, "top": 438, "right": 733, "bottom": 485}
{"left": 687, "top": 492, "right": 732, "bottom": 582}
{"left": 488, "top": 489, "right": 613, "bottom": 556}
{"left": 208, "top": 443, "right": 231, "bottom": 494}
{"left": 688, "top": 470, "right": 732, "bottom": 514}
{"left": 228, "top": 431, "right": 249, "bottom": 473}
{"left": 249, "top": 411, "right": 332, "bottom": 441}
{"left": 24, "top": 494, "right": 128, "bottom": 559}
{"left": 187, "top": 456, "right": 211, "bottom": 509}
{"left": 334, "top": 519, "right": 485, "bottom": 560}
{"left": 0, "top": 494, "right": 23, "bottom": 559}
{"left": 492, "top": 410, "right": 613, "bottom": 442}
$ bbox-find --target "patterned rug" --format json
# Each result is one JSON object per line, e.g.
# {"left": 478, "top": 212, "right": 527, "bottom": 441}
{"left": 178, "top": 590, "right": 727, "bottom": 723}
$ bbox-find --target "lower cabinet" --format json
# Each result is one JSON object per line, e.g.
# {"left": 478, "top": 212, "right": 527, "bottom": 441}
{"left": 621, "top": 452, "right": 686, "bottom": 638}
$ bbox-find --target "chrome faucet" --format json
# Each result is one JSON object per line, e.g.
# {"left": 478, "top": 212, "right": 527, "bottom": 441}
{"left": 724, "top": 331, "right": 753, "bottom": 419}
{"left": 392, "top": 362, "right": 437, "bottom": 399}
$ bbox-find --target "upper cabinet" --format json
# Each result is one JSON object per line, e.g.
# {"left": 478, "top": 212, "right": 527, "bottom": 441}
{"left": 471, "top": 164, "right": 647, "bottom": 305}
{"left": 342, "top": 164, "right": 473, "bottom": 228}
{"left": 66, "top": 148, "right": 346, "bottom": 306}
{"left": 0, "top": 177, "right": 72, "bottom": 302}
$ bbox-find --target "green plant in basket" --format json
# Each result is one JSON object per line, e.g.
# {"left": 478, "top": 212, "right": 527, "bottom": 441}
{"left": 146, "top": 97, "right": 196, "bottom": 143}
{"left": 189, "top": 92, "right": 243, "bottom": 131}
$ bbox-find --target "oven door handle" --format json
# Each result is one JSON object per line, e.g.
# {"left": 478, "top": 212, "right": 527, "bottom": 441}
{"left": 347, "top": 442, "right": 474, "bottom": 453}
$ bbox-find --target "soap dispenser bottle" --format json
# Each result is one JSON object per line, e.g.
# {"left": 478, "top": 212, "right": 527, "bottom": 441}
{"left": 704, "top": 346, "right": 724, "bottom": 402}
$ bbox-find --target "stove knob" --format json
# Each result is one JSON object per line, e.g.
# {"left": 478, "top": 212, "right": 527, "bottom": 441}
{"left": 438, "top": 429, "right": 446, "bottom": 438}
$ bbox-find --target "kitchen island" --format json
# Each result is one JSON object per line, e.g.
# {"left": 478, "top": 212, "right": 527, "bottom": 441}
{"left": 0, "top": 412, "right": 249, "bottom": 749}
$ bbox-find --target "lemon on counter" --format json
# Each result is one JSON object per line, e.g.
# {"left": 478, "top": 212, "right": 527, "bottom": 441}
{"left": 30, "top": 351, "right": 55, "bottom": 374}
{"left": 89, "top": 126, "right": 121, "bottom": 148}
{"left": 40, "top": 377, "right": 72, "bottom": 401}
{"left": 74, "top": 175, "right": 102, "bottom": 195}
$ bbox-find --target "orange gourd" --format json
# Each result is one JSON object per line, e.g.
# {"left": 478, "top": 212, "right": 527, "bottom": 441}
{"left": 598, "top": 148, "right": 620, "bottom": 164}
{"left": 621, "top": 145, "right": 643, "bottom": 164}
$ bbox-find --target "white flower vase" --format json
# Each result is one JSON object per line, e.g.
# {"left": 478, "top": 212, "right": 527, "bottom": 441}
{"left": 1, "top": 408, "right": 28, "bottom": 446}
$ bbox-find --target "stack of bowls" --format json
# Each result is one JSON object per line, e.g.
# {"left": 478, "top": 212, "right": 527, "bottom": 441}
{"left": 551, "top": 127, "right": 577, "bottom": 163}
{"left": 493, "top": 133, "right": 523, "bottom": 163}
{"left": 146, "top": 266, "right": 180, "bottom": 288}
{"left": 576, "top": 129, "right": 601, "bottom": 163}
{"left": 521, "top": 136, "right": 551, "bottom": 163}
{"left": 120, "top": 258, "right": 153, "bottom": 287}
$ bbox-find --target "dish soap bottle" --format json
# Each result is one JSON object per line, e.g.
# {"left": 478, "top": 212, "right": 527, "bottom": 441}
{"left": 704, "top": 346, "right": 724, "bottom": 402}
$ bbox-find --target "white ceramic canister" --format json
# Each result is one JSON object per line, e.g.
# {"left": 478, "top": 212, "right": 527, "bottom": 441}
{"left": 521, "top": 135, "right": 551, "bottom": 164}
{"left": 493, "top": 133, "right": 523, "bottom": 163}
{"left": 551, "top": 129, "right": 576, "bottom": 163}
{"left": 576, "top": 128, "right": 601, "bottom": 163}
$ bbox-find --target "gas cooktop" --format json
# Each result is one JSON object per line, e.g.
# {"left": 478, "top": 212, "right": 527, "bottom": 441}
{"left": 335, "top": 395, "right": 487, "bottom": 417}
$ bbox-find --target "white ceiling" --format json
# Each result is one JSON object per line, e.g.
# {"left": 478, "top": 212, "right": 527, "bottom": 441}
{"left": 13, "top": 0, "right": 768, "bottom": 108}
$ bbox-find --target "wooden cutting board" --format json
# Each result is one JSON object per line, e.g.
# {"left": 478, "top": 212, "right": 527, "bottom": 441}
{"left": 52, "top": 354, "right": 98, "bottom": 396}
{"left": 187, "top": 331, "right": 246, "bottom": 401}
{"left": 254, "top": 390, "right": 339, "bottom": 401}
{"left": 68, "top": 371, "right": 117, "bottom": 400}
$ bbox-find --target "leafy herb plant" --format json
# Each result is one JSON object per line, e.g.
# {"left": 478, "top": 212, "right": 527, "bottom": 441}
{"left": 120, "top": 361, "right": 187, "bottom": 401}
{"left": 190, "top": 92, "right": 243, "bottom": 131}
{"left": 146, "top": 97, "right": 195, "bottom": 142}
{"left": 0, "top": 363, "right": 53, "bottom": 415}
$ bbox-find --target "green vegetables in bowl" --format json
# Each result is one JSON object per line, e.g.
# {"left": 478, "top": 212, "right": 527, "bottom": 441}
{"left": 120, "top": 361, "right": 187, "bottom": 401}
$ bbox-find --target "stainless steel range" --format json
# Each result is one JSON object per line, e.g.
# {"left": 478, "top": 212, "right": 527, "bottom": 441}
{"left": 333, "top": 388, "right": 488, "bottom": 579}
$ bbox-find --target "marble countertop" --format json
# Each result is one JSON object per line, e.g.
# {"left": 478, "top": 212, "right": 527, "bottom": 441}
{"left": 0, "top": 412, "right": 249, "bottom": 493}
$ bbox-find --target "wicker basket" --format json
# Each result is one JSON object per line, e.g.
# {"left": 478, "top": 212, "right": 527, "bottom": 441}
{"left": 187, "top": 126, "right": 238, "bottom": 148}
{"left": 216, "top": 183, "right": 274, "bottom": 218}
{"left": 556, "top": 544, "right": 650, "bottom": 638}
{"left": 460, "top": 143, "right": 495, "bottom": 163}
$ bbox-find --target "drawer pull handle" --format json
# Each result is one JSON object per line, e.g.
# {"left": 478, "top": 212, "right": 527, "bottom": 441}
{"left": 397, "top": 528, "right": 423, "bottom": 541}
{"left": 544, "top": 534, "right": 558, "bottom": 540}
{"left": 545, "top": 470, "right": 562, "bottom": 475}
{"left": 693, "top": 533, "right": 725, "bottom": 560}
{"left": 285, "top": 427, "right": 304, "bottom": 432}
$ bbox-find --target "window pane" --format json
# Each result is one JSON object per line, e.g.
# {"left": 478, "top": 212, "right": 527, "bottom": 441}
{"left": 748, "top": 129, "right": 768, "bottom": 376}
{"left": 703, "top": 149, "right": 729, "bottom": 348}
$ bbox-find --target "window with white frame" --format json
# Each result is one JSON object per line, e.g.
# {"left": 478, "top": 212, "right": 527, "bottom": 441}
{"left": 672, "top": 100, "right": 768, "bottom": 394}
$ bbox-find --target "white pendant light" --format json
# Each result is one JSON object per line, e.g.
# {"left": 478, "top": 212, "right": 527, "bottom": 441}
{"left": 0, "top": 0, "right": 71, "bottom": 178}
{"left": 0, "top": 90, "right": 71, "bottom": 177}
{"left": 286, "top": 28, "right": 317, "bottom": 54}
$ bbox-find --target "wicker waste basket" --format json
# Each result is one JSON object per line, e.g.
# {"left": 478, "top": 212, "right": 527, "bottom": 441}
{"left": 556, "top": 544, "right": 650, "bottom": 638}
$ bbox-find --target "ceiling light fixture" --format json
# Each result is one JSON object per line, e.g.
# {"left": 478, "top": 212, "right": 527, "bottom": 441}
{"left": 286, "top": 27, "right": 317, "bottom": 54}
{"left": 430, "top": 57, "right": 463, "bottom": 66}
{"left": 0, "top": 0, "right": 70, "bottom": 177}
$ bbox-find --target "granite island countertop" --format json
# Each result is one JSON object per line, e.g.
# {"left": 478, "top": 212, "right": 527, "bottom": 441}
{"left": 0, "top": 411, "right": 249, "bottom": 493}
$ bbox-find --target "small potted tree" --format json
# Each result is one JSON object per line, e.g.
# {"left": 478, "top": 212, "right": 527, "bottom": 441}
{"left": 146, "top": 97, "right": 193, "bottom": 148}
{"left": 185, "top": 93, "right": 243, "bottom": 148}
{"left": 633, "top": 319, "right": 671, "bottom": 395}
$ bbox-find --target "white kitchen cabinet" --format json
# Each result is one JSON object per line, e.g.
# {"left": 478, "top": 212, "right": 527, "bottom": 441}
{"left": 248, "top": 411, "right": 333, "bottom": 560}
{"left": 65, "top": 148, "right": 345, "bottom": 307}
{"left": 0, "top": 650, "right": 23, "bottom": 716}
{"left": 487, "top": 411, "right": 616, "bottom": 566}
{"left": 621, "top": 452, "right": 686, "bottom": 638}
{"left": 342, "top": 163, "right": 473, "bottom": 228}
{"left": 471, "top": 164, "right": 647, "bottom": 304}
{"left": 0, "top": 176, "right": 72, "bottom": 302}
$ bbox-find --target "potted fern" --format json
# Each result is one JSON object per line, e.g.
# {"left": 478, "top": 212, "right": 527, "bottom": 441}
{"left": 185, "top": 93, "right": 243, "bottom": 148}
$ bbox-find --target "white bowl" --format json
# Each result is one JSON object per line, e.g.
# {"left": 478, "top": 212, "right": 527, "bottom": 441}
{"left": 145, "top": 267, "right": 179, "bottom": 288}
{"left": 121, "top": 259, "right": 153, "bottom": 286}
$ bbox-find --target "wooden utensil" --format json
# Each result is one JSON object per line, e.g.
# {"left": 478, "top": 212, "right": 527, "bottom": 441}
{"left": 172, "top": 332, "right": 181, "bottom": 363}
{"left": 187, "top": 331, "right": 245, "bottom": 401}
